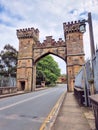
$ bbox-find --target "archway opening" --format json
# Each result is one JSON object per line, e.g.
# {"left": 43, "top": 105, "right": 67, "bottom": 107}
{"left": 20, "top": 81, "right": 25, "bottom": 91}
{"left": 35, "top": 53, "right": 67, "bottom": 88}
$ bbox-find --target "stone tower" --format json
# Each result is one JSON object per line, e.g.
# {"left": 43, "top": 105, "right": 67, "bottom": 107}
{"left": 17, "top": 28, "right": 39, "bottom": 91}
{"left": 63, "top": 21, "right": 85, "bottom": 91}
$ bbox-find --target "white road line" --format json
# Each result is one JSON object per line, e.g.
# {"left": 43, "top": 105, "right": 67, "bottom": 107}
{"left": 0, "top": 90, "right": 57, "bottom": 111}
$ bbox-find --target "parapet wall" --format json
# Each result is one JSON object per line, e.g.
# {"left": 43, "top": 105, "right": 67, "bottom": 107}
{"left": 34, "top": 36, "right": 66, "bottom": 48}
{"left": 63, "top": 20, "right": 85, "bottom": 34}
{"left": 17, "top": 27, "right": 39, "bottom": 40}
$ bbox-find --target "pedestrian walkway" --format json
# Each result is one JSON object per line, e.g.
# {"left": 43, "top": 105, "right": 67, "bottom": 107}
{"left": 52, "top": 92, "right": 95, "bottom": 130}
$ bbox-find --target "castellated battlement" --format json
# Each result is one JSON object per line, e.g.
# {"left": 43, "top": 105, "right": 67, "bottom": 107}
{"left": 34, "top": 36, "right": 66, "bottom": 48}
{"left": 63, "top": 20, "right": 84, "bottom": 34}
{"left": 17, "top": 27, "right": 39, "bottom": 40}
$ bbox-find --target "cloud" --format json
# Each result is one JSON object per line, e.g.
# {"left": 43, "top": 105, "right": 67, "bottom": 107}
{"left": 0, "top": 0, "right": 98, "bottom": 74}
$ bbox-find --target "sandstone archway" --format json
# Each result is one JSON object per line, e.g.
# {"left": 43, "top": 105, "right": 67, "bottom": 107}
{"left": 16, "top": 21, "right": 85, "bottom": 92}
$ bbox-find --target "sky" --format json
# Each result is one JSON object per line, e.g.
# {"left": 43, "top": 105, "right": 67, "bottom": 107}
{"left": 0, "top": 0, "right": 98, "bottom": 74}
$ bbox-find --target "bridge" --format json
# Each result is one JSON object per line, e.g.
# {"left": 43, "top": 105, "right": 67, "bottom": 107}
{"left": 0, "top": 12, "right": 98, "bottom": 130}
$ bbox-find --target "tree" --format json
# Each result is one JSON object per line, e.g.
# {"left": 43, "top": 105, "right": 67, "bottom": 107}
{"left": 36, "top": 55, "right": 61, "bottom": 85}
{"left": 0, "top": 44, "right": 18, "bottom": 76}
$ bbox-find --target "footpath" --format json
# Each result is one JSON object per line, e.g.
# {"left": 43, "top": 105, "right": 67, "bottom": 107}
{"left": 52, "top": 92, "right": 95, "bottom": 130}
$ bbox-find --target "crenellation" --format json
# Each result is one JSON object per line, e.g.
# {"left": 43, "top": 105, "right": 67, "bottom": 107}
{"left": 63, "top": 20, "right": 82, "bottom": 34}
{"left": 59, "top": 38, "right": 62, "bottom": 41}
{"left": 36, "top": 41, "right": 40, "bottom": 44}
{"left": 64, "top": 21, "right": 80, "bottom": 26}
{"left": 36, "top": 41, "right": 41, "bottom": 47}
{"left": 58, "top": 38, "right": 63, "bottom": 43}
{"left": 57, "top": 38, "right": 65, "bottom": 46}
{"left": 21, "top": 27, "right": 34, "bottom": 32}
{"left": 17, "top": 27, "right": 39, "bottom": 40}
{"left": 45, "top": 36, "right": 52, "bottom": 42}
{"left": 78, "top": 20, "right": 80, "bottom": 23}
{"left": 63, "top": 22, "right": 66, "bottom": 25}
{"left": 75, "top": 21, "right": 77, "bottom": 23}
{"left": 34, "top": 36, "right": 65, "bottom": 48}
{"left": 35, "top": 28, "right": 39, "bottom": 33}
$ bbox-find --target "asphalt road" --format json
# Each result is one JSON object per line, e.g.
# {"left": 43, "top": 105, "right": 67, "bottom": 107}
{"left": 0, "top": 84, "right": 67, "bottom": 130}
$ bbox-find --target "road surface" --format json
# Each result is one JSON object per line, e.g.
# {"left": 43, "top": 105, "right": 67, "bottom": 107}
{"left": 0, "top": 84, "right": 67, "bottom": 130}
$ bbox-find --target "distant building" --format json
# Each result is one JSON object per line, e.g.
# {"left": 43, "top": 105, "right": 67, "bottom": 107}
{"left": 56, "top": 76, "right": 67, "bottom": 84}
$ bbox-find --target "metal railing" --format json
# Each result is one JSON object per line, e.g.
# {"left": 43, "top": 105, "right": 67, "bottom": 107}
{"left": 89, "top": 94, "right": 98, "bottom": 130}
{"left": 74, "top": 87, "right": 84, "bottom": 105}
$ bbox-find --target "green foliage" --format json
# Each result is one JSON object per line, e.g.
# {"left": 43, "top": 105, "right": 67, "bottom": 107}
{"left": 36, "top": 55, "right": 61, "bottom": 85}
{"left": 0, "top": 44, "right": 18, "bottom": 76}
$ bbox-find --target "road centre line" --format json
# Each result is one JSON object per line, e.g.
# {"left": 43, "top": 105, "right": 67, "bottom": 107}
{"left": 0, "top": 89, "right": 57, "bottom": 111}
{"left": 40, "top": 91, "right": 66, "bottom": 130}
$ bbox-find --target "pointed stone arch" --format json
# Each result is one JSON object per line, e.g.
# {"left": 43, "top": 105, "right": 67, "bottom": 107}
{"left": 33, "top": 36, "right": 66, "bottom": 63}
{"left": 34, "top": 52, "right": 66, "bottom": 64}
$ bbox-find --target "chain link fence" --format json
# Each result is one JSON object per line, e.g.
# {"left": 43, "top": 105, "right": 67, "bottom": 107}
{"left": 0, "top": 76, "right": 16, "bottom": 87}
